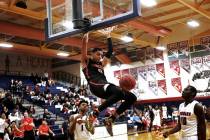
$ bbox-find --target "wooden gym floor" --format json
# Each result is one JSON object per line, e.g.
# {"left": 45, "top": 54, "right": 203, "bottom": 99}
{"left": 128, "top": 122, "right": 210, "bottom": 140}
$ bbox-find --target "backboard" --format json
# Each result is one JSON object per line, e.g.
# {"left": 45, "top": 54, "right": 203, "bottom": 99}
{"left": 45, "top": 0, "right": 141, "bottom": 41}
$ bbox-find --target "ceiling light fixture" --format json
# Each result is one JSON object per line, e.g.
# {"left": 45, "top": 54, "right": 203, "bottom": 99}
{"left": 141, "top": 0, "right": 157, "bottom": 7}
{"left": 0, "top": 43, "right": 13, "bottom": 48}
{"left": 187, "top": 20, "right": 200, "bottom": 28}
{"left": 57, "top": 52, "right": 70, "bottom": 57}
{"left": 156, "top": 46, "right": 166, "bottom": 51}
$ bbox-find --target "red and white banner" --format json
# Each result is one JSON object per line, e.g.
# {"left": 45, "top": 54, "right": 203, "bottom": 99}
{"left": 178, "top": 40, "right": 189, "bottom": 56}
{"left": 157, "top": 79, "right": 167, "bottom": 94}
{"left": 137, "top": 66, "right": 147, "bottom": 81}
{"left": 156, "top": 63, "right": 165, "bottom": 78}
{"left": 136, "top": 48, "right": 146, "bottom": 63}
{"left": 170, "top": 60, "right": 180, "bottom": 75}
{"left": 147, "top": 65, "right": 156, "bottom": 81}
{"left": 121, "top": 69, "right": 129, "bottom": 76}
{"left": 191, "top": 57, "right": 203, "bottom": 73}
{"left": 167, "top": 42, "right": 178, "bottom": 57}
{"left": 200, "top": 36, "right": 210, "bottom": 46}
{"left": 171, "top": 77, "right": 182, "bottom": 93}
{"left": 155, "top": 49, "right": 164, "bottom": 60}
{"left": 130, "top": 68, "right": 138, "bottom": 79}
{"left": 180, "top": 59, "right": 190, "bottom": 73}
{"left": 146, "top": 47, "right": 155, "bottom": 61}
{"left": 148, "top": 81, "right": 158, "bottom": 95}
{"left": 114, "top": 70, "right": 121, "bottom": 79}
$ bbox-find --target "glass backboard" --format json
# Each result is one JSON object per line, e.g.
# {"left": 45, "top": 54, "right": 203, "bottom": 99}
{"left": 45, "top": 0, "right": 141, "bottom": 41}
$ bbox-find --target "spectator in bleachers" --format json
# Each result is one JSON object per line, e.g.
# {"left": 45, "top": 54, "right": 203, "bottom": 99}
{"left": 38, "top": 119, "right": 54, "bottom": 140}
{"left": 0, "top": 113, "right": 9, "bottom": 140}
{"left": 43, "top": 109, "right": 51, "bottom": 120}
{"left": 21, "top": 112, "right": 35, "bottom": 140}
{"left": 11, "top": 121, "right": 24, "bottom": 140}
{"left": 1, "top": 106, "right": 10, "bottom": 119}
{"left": 132, "top": 113, "right": 144, "bottom": 131}
{"left": 3, "top": 94, "right": 15, "bottom": 111}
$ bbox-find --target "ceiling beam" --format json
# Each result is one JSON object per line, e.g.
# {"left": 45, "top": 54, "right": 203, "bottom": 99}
{"left": 0, "top": 43, "right": 80, "bottom": 61}
{"left": 176, "top": 0, "right": 210, "bottom": 20}
{"left": 115, "top": 54, "right": 132, "bottom": 64}
{"left": 0, "top": 5, "right": 45, "bottom": 20}
{"left": 0, "top": 21, "right": 104, "bottom": 48}
{"left": 9, "top": 0, "right": 17, "bottom": 7}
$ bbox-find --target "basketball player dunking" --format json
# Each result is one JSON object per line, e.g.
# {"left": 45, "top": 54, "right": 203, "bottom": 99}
{"left": 163, "top": 86, "right": 206, "bottom": 140}
{"left": 81, "top": 30, "right": 137, "bottom": 136}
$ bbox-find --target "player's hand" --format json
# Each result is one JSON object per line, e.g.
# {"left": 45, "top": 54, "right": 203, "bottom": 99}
{"left": 162, "top": 131, "right": 169, "bottom": 138}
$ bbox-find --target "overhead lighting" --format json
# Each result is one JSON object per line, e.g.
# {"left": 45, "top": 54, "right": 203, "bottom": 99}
{"left": 62, "top": 20, "right": 74, "bottom": 29}
{"left": 141, "top": 0, "right": 157, "bottom": 7}
{"left": 187, "top": 20, "right": 200, "bottom": 28}
{"left": 121, "top": 36, "right": 133, "bottom": 43}
{"left": 156, "top": 46, "right": 166, "bottom": 51}
{"left": 57, "top": 52, "right": 69, "bottom": 57}
{"left": 0, "top": 43, "right": 13, "bottom": 48}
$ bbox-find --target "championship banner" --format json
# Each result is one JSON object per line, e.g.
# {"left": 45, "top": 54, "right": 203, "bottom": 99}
{"left": 121, "top": 69, "right": 130, "bottom": 75}
{"left": 146, "top": 47, "right": 155, "bottom": 61}
{"left": 180, "top": 59, "right": 190, "bottom": 73}
{"left": 148, "top": 81, "right": 158, "bottom": 95}
{"left": 155, "top": 49, "right": 164, "bottom": 60}
{"left": 156, "top": 63, "right": 165, "bottom": 78}
{"left": 147, "top": 65, "right": 156, "bottom": 81}
{"left": 177, "top": 40, "right": 189, "bottom": 56}
{"left": 202, "top": 55, "right": 210, "bottom": 70}
{"left": 114, "top": 70, "right": 121, "bottom": 79}
{"left": 157, "top": 79, "right": 167, "bottom": 94}
{"left": 191, "top": 57, "right": 203, "bottom": 73}
{"left": 200, "top": 36, "right": 210, "bottom": 46}
{"left": 170, "top": 60, "right": 180, "bottom": 75}
{"left": 167, "top": 42, "right": 178, "bottom": 57}
{"left": 130, "top": 68, "right": 138, "bottom": 79}
{"left": 137, "top": 66, "right": 147, "bottom": 81}
{"left": 136, "top": 48, "right": 146, "bottom": 63}
{"left": 171, "top": 77, "right": 182, "bottom": 93}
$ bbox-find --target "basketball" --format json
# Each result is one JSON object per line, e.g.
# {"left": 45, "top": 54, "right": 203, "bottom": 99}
{"left": 119, "top": 74, "right": 136, "bottom": 91}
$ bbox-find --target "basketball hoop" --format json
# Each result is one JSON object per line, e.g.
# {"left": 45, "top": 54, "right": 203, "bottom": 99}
{"left": 98, "top": 26, "right": 118, "bottom": 35}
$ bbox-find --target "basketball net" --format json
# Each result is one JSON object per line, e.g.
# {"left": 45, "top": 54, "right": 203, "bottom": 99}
{"left": 97, "top": 26, "right": 117, "bottom": 35}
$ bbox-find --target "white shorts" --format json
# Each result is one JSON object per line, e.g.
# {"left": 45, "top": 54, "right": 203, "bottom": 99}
{"left": 181, "top": 136, "right": 198, "bottom": 140}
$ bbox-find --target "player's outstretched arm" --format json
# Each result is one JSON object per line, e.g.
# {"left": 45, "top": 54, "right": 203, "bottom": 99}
{"left": 81, "top": 33, "right": 89, "bottom": 68}
{"left": 194, "top": 103, "right": 206, "bottom": 140}
{"left": 163, "top": 116, "right": 181, "bottom": 138}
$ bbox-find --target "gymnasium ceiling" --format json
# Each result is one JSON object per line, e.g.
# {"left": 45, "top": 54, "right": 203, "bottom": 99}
{"left": 0, "top": 0, "right": 210, "bottom": 65}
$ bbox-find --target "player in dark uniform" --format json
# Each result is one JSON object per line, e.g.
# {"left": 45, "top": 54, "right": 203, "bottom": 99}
{"left": 81, "top": 30, "right": 137, "bottom": 136}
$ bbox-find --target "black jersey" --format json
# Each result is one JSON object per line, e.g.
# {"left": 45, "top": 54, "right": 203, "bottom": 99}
{"left": 83, "top": 58, "right": 108, "bottom": 85}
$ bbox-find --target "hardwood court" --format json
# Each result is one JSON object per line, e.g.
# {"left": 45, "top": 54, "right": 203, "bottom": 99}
{"left": 128, "top": 123, "right": 210, "bottom": 140}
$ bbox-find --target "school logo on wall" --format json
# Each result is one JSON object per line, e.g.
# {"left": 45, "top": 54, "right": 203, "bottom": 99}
{"left": 191, "top": 57, "right": 203, "bottom": 72}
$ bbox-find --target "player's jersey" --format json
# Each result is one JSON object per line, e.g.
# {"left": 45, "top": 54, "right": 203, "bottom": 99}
{"left": 179, "top": 100, "right": 198, "bottom": 137}
{"left": 162, "top": 106, "right": 167, "bottom": 119}
{"left": 83, "top": 58, "right": 108, "bottom": 85}
{"left": 73, "top": 114, "right": 90, "bottom": 140}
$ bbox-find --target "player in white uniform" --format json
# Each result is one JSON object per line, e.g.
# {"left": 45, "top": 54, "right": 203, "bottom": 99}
{"left": 153, "top": 106, "right": 161, "bottom": 134}
{"left": 69, "top": 100, "right": 95, "bottom": 140}
{"left": 163, "top": 86, "right": 206, "bottom": 140}
{"left": 162, "top": 104, "right": 168, "bottom": 127}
